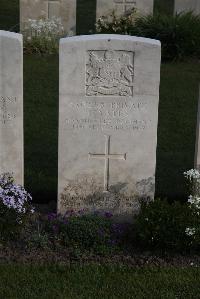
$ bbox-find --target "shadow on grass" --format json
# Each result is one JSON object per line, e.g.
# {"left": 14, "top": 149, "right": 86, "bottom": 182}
{"left": 155, "top": 61, "right": 200, "bottom": 200}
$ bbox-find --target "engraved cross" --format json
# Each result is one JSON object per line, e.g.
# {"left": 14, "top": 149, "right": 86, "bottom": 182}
{"left": 114, "top": 0, "right": 136, "bottom": 13}
{"left": 88, "top": 135, "right": 126, "bottom": 192}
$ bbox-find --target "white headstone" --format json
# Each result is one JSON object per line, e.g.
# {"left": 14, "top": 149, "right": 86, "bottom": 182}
{"left": 0, "top": 31, "right": 23, "bottom": 185}
{"left": 58, "top": 34, "right": 161, "bottom": 217}
{"left": 174, "top": 0, "right": 200, "bottom": 15}
{"left": 96, "top": 0, "right": 154, "bottom": 20}
{"left": 20, "top": 0, "right": 76, "bottom": 34}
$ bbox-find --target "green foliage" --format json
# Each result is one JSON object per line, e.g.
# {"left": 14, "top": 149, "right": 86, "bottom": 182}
{"left": 134, "top": 199, "right": 200, "bottom": 251}
{"left": 1, "top": 265, "right": 200, "bottom": 299}
{"left": 97, "top": 11, "right": 200, "bottom": 61}
{"left": 45, "top": 213, "right": 122, "bottom": 255}
{"left": 96, "top": 9, "right": 138, "bottom": 35}
{"left": 0, "top": 204, "right": 21, "bottom": 241}
{"left": 0, "top": 173, "right": 33, "bottom": 241}
{"left": 23, "top": 18, "right": 65, "bottom": 55}
{"left": 24, "top": 36, "right": 60, "bottom": 55}
{"left": 22, "top": 214, "right": 51, "bottom": 249}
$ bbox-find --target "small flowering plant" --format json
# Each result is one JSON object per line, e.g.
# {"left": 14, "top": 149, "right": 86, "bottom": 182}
{"left": 25, "top": 17, "right": 64, "bottom": 37}
{"left": 45, "top": 210, "right": 128, "bottom": 254}
{"left": 0, "top": 173, "right": 34, "bottom": 240}
{"left": 184, "top": 169, "right": 200, "bottom": 197}
{"left": 23, "top": 17, "right": 65, "bottom": 54}
{"left": 96, "top": 8, "right": 139, "bottom": 34}
{"left": 183, "top": 169, "right": 200, "bottom": 244}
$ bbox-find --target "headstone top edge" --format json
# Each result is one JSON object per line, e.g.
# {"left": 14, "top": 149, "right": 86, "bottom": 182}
{"left": 60, "top": 34, "right": 161, "bottom": 47}
{"left": 0, "top": 30, "right": 23, "bottom": 41}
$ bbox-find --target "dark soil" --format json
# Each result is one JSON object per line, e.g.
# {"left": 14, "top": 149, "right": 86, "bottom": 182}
{"left": 1, "top": 244, "right": 199, "bottom": 267}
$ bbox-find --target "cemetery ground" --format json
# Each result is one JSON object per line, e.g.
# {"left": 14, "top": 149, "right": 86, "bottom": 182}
{"left": 1, "top": 1, "right": 200, "bottom": 298}
{"left": 3, "top": 49, "right": 200, "bottom": 299}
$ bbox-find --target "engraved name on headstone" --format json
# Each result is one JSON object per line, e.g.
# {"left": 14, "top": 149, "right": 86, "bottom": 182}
{"left": 58, "top": 35, "right": 161, "bottom": 217}
{"left": 96, "top": 0, "right": 154, "bottom": 20}
{"left": 0, "top": 31, "right": 23, "bottom": 184}
{"left": 20, "top": 0, "right": 76, "bottom": 34}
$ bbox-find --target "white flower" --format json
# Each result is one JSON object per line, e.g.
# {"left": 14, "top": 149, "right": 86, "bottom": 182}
{"left": 184, "top": 169, "right": 200, "bottom": 181}
{"left": 188, "top": 195, "right": 200, "bottom": 209}
{"left": 185, "top": 227, "right": 196, "bottom": 236}
{"left": 24, "top": 17, "right": 65, "bottom": 39}
{"left": 30, "top": 207, "right": 35, "bottom": 214}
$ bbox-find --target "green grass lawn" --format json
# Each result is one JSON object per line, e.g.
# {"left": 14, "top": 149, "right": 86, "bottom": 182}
{"left": 156, "top": 61, "right": 200, "bottom": 199}
{"left": 0, "top": 264, "right": 200, "bottom": 299}
{"left": 154, "top": 0, "right": 174, "bottom": 15}
{"left": 24, "top": 55, "right": 59, "bottom": 203}
{"left": 0, "top": 0, "right": 19, "bottom": 32}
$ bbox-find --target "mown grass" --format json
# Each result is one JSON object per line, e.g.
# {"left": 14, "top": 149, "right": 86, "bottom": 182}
{"left": 24, "top": 55, "right": 59, "bottom": 203}
{"left": 156, "top": 61, "right": 200, "bottom": 199}
{"left": 0, "top": 264, "right": 200, "bottom": 299}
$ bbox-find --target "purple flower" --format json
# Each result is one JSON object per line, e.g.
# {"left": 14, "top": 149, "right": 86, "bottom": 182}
{"left": 48, "top": 213, "right": 57, "bottom": 221}
{"left": 0, "top": 173, "right": 33, "bottom": 217}
{"left": 52, "top": 224, "right": 59, "bottom": 233}
{"left": 108, "top": 239, "right": 118, "bottom": 246}
{"left": 104, "top": 212, "right": 113, "bottom": 218}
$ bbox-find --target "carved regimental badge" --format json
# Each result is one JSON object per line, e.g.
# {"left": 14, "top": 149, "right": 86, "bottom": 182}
{"left": 86, "top": 50, "right": 134, "bottom": 96}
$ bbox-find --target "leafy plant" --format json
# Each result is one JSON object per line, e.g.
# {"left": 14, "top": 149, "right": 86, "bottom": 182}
{"left": 23, "top": 18, "right": 65, "bottom": 54}
{"left": 134, "top": 198, "right": 200, "bottom": 252}
{"left": 0, "top": 173, "right": 34, "bottom": 241}
{"left": 45, "top": 211, "right": 127, "bottom": 255}
{"left": 97, "top": 11, "right": 200, "bottom": 61}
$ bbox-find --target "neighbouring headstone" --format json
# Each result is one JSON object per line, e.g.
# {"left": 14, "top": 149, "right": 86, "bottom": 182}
{"left": 58, "top": 34, "right": 161, "bottom": 218}
{"left": 20, "top": 0, "right": 76, "bottom": 34}
{"left": 0, "top": 31, "right": 23, "bottom": 185}
{"left": 174, "top": 0, "right": 200, "bottom": 15}
{"left": 96, "top": 0, "right": 154, "bottom": 20}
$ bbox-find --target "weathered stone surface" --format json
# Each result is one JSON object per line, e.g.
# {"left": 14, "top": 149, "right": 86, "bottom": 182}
{"left": 96, "top": 0, "right": 154, "bottom": 20}
{"left": 58, "top": 34, "right": 161, "bottom": 217}
{"left": 0, "top": 31, "right": 23, "bottom": 184}
{"left": 174, "top": 0, "right": 200, "bottom": 15}
{"left": 20, "top": 0, "right": 76, "bottom": 34}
